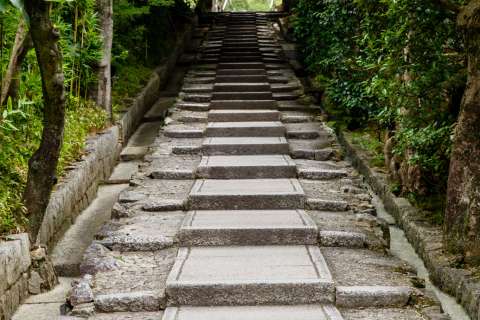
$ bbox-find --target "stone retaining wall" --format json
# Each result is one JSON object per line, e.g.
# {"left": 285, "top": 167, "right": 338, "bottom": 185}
{"left": 0, "top": 234, "right": 31, "bottom": 320}
{"left": 337, "top": 130, "right": 480, "bottom": 320}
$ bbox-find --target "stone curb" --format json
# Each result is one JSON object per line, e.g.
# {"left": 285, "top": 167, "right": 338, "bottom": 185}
{"left": 336, "top": 130, "right": 480, "bottom": 320}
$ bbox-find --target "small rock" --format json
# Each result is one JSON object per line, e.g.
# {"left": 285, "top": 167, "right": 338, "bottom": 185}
{"left": 80, "top": 242, "right": 119, "bottom": 275}
{"left": 70, "top": 302, "right": 95, "bottom": 317}
{"left": 69, "top": 276, "right": 94, "bottom": 306}
{"left": 31, "top": 247, "right": 47, "bottom": 261}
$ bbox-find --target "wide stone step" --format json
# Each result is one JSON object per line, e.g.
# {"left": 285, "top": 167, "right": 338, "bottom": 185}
{"left": 202, "top": 137, "right": 289, "bottom": 155}
{"left": 188, "top": 178, "right": 304, "bottom": 210}
{"left": 210, "top": 99, "right": 277, "bottom": 110}
{"left": 213, "top": 82, "right": 270, "bottom": 92}
{"left": 178, "top": 209, "right": 317, "bottom": 246}
{"left": 162, "top": 305, "right": 344, "bottom": 320}
{"left": 212, "top": 91, "right": 273, "bottom": 100}
{"left": 220, "top": 56, "right": 263, "bottom": 63}
{"left": 205, "top": 121, "right": 285, "bottom": 137}
{"left": 196, "top": 155, "right": 296, "bottom": 179}
{"left": 218, "top": 62, "right": 264, "bottom": 69}
{"left": 215, "top": 75, "right": 267, "bottom": 83}
{"left": 166, "top": 245, "right": 334, "bottom": 305}
{"left": 208, "top": 109, "right": 280, "bottom": 122}
{"left": 216, "top": 68, "right": 266, "bottom": 76}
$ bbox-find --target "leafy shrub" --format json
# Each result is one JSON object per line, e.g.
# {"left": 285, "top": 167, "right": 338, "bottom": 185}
{"left": 293, "top": 0, "right": 465, "bottom": 195}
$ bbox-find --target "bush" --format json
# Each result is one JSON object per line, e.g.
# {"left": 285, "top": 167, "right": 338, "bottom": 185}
{"left": 293, "top": 0, "right": 465, "bottom": 195}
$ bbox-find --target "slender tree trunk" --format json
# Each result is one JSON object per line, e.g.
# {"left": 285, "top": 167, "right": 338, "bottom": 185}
{"left": 444, "top": 0, "right": 480, "bottom": 264}
{"left": 0, "top": 19, "right": 32, "bottom": 106}
{"left": 95, "top": 0, "right": 113, "bottom": 119}
{"left": 23, "top": 0, "right": 66, "bottom": 244}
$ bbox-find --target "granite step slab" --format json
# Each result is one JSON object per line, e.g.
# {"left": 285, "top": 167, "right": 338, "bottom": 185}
{"left": 215, "top": 75, "right": 268, "bottom": 83}
{"left": 166, "top": 245, "right": 334, "bottom": 305}
{"left": 196, "top": 155, "right": 296, "bottom": 179}
{"left": 188, "top": 178, "right": 304, "bottom": 210}
{"left": 216, "top": 68, "right": 266, "bottom": 76}
{"left": 208, "top": 109, "right": 280, "bottom": 122}
{"left": 213, "top": 82, "right": 270, "bottom": 92}
{"left": 178, "top": 209, "right": 317, "bottom": 246}
{"left": 212, "top": 91, "right": 273, "bottom": 100}
{"left": 162, "top": 305, "right": 344, "bottom": 320}
{"left": 202, "top": 137, "right": 289, "bottom": 155}
{"left": 217, "top": 62, "right": 264, "bottom": 69}
{"left": 210, "top": 99, "right": 277, "bottom": 110}
{"left": 205, "top": 121, "right": 285, "bottom": 137}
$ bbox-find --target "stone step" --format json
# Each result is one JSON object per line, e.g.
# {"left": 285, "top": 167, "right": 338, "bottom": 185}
{"left": 188, "top": 178, "right": 304, "bottom": 210}
{"left": 196, "top": 155, "right": 296, "bottom": 179}
{"left": 218, "top": 62, "right": 264, "bottom": 69}
{"left": 210, "top": 99, "right": 277, "bottom": 109}
{"left": 216, "top": 68, "right": 266, "bottom": 76}
{"left": 220, "top": 56, "right": 264, "bottom": 63}
{"left": 166, "top": 245, "right": 334, "bottom": 306}
{"left": 162, "top": 305, "right": 343, "bottom": 320}
{"left": 215, "top": 75, "right": 268, "bottom": 83}
{"left": 221, "top": 51, "right": 261, "bottom": 56}
{"left": 212, "top": 92, "right": 273, "bottom": 100}
{"left": 208, "top": 109, "right": 280, "bottom": 122}
{"left": 202, "top": 137, "right": 289, "bottom": 155}
{"left": 205, "top": 121, "right": 285, "bottom": 137}
{"left": 178, "top": 209, "right": 317, "bottom": 246}
{"left": 176, "top": 102, "right": 210, "bottom": 112}
{"left": 213, "top": 82, "right": 270, "bottom": 92}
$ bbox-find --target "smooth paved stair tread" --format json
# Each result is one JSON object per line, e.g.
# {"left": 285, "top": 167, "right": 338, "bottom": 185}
{"left": 162, "top": 305, "right": 344, "bottom": 320}
{"left": 196, "top": 154, "right": 296, "bottom": 178}
{"left": 166, "top": 245, "right": 334, "bottom": 305}
{"left": 188, "top": 178, "right": 305, "bottom": 209}
{"left": 208, "top": 109, "right": 280, "bottom": 122}
{"left": 209, "top": 99, "right": 277, "bottom": 109}
{"left": 205, "top": 121, "right": 285, "bottom": 137}
{"left": 203, "top": 137, "right": 289, "bottom": 155}
{"left": 179, "top": 209, "right": 317, "bottom": 245}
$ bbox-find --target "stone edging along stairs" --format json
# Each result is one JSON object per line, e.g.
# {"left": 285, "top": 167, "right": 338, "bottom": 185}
{"left": 65, "top": 12, "right": 449, "bottom": 320}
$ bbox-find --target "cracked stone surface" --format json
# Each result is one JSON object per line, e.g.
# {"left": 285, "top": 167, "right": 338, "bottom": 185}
{"left": 93, "top": 249, "right": 177, "bottom": 296}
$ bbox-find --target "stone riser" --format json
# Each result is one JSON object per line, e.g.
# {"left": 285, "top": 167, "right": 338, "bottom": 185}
{"left": 205, "top": 123, "right": 285, "bottom": 137}
{"left": 208, "top": 110, "right": 280, "bottom": 122}
{"left": 196, "top": 165, "right": 296, "bottom": 179}
{"left": 188, "top": 194, "right": 304, "bottom": 210}
{"left": 166, "top": 281, "right": 335, "bottom": 306}
{"left": 209, "top": 100, "right": 277, "bottom": 109}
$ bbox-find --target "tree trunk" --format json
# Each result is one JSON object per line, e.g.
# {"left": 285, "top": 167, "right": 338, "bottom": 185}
{"left": 444, "top": 0, "right": 480, "bottom": 264}
{"left": 23, "top": 0, "right": 67, "bottom": 244}
{"left": 0, "top": 19, "right": 32, "bottom": 106}
{"left": 95, "top": 0, "right": 113, "bottom": 119}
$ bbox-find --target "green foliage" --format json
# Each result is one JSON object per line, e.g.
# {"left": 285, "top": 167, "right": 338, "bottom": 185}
{"left": 111, "top": 0, "right": 194, "bottom": 106}
{"left": 222, "top": 0, "right": 282, "bottom": 12}
{"left": 293, "top": 0, "right": 465, "bottom": 194}
{"left": 0, "top": 1, "right": 108, "bottom": 235}
{"left": 350, "top": 130, "right": 385, "bottom": 168}
{"left": 112, "top": 63, "right": 152, "bottom": 106}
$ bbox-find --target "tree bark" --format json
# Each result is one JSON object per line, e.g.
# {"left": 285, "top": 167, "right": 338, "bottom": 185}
{"left": 444, "top": 0, "right": 480, "bottom": 264}
{"left": 0, "top": 19, "right": 32, "bottom": 106}
{"left": 95, "top": 0, "right": 113, "bottom": 119}
{"left": 23, "top": 0, "right": 66, "bottom": 244}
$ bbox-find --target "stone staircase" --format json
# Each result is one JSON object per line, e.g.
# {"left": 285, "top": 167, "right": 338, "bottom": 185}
{"left": 66, "top": 12, "right": 449, "bottom": 320}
